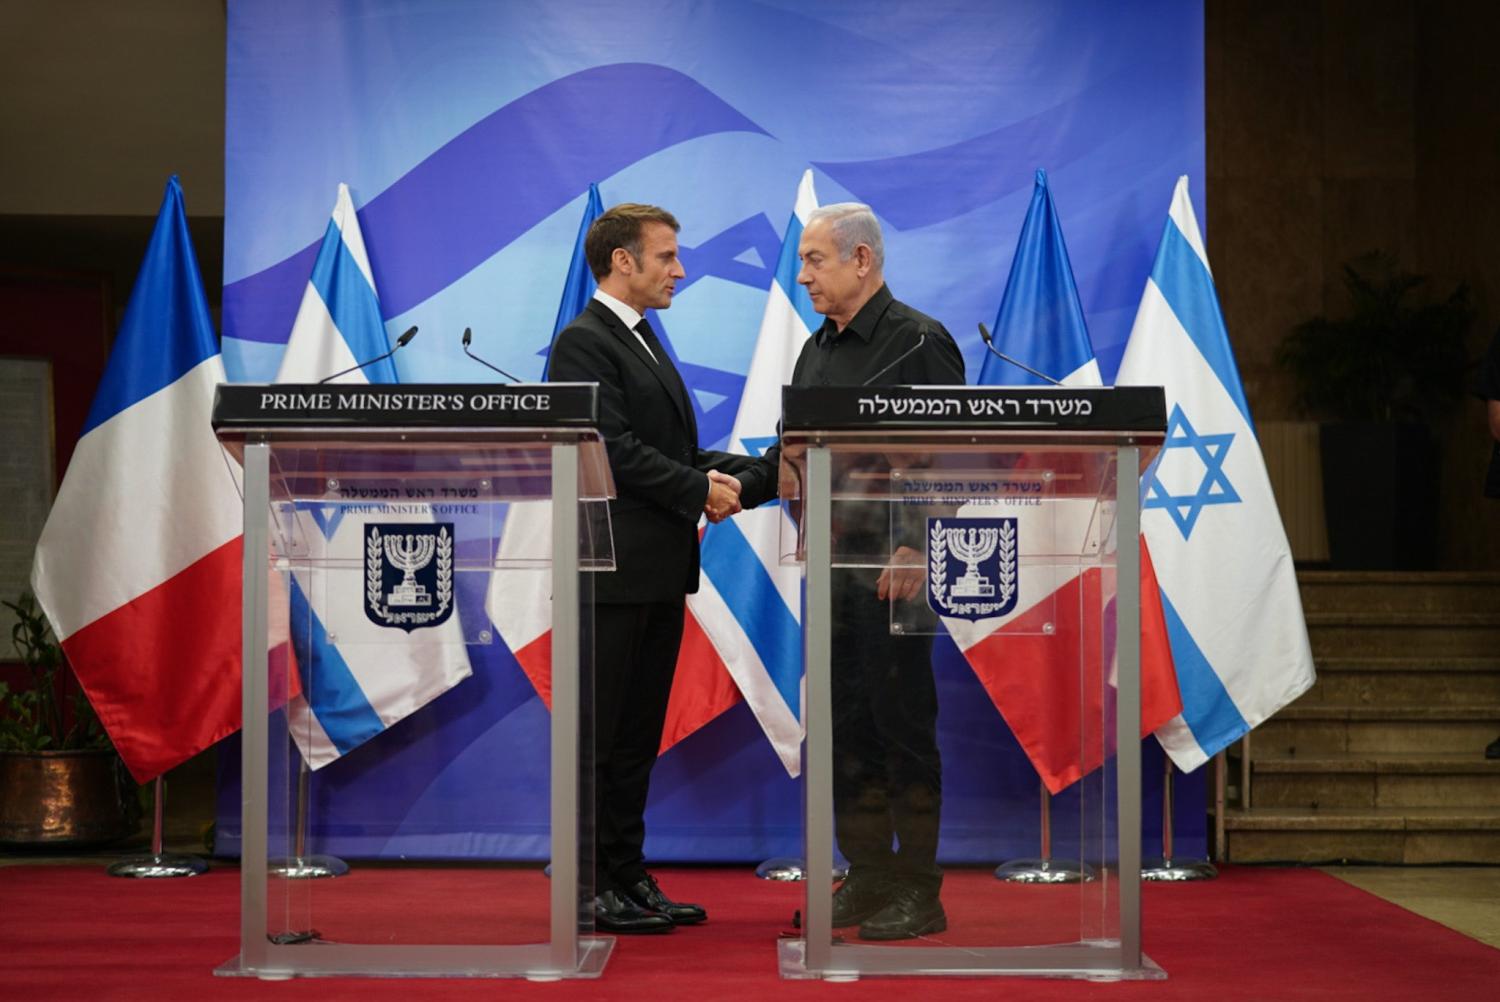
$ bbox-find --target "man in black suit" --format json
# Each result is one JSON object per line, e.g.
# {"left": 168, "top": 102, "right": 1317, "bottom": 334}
{"left": 547, "top": 203, "right": 748, "bottom": 934}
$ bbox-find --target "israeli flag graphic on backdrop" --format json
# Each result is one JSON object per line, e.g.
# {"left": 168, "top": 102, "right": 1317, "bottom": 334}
{"left": 1115, "top": 176, "right": 1314, "bottom": 773}
{"left": 277, "top": 183, "right": 471, "bottom": 769}
{"left": 686, "top": 170, "right": 819, "bottom": 778}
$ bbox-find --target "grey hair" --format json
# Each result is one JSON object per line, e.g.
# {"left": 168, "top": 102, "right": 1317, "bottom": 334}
{"left": 807, "top": 202, "right": 884, "bottom": 270}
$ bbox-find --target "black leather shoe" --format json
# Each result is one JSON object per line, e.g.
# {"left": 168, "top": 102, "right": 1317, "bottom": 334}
{"left": 1487, "top": 735, "right": 1500, "bottom": 760}
{"left": 592, "top": 889, "right": 674, "bottom": 934}
{"left": 857, "top": 884, "right": 946, "bottom": 940}
{"left": 830, "top": 871, "right": 894, "bottom": 928}
{"left": 626, "top": 873, "right": 707, "bottom": 925}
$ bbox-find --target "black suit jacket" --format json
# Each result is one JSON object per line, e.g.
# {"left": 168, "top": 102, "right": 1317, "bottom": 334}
{"left": 548, "top": 299, "right": 752, "bottom": 604}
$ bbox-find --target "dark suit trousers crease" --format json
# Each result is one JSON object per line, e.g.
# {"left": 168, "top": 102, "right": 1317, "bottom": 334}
{"left": 591, "top": 600, "right": 685, "bottom": 891}
{"left": 831, "top": 568, "right": 943, "bottom": 891}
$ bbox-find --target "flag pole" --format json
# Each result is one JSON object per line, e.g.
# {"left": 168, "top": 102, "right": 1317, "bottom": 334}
{"left": 993, "top": 781, "right": 1096, "bottom": 883}
{"left": 1142, "top": 757, "right": 1216, "bottom": 880}
{"left": 267, "top": 754, "right": 348, "bottom": 878}
{"left": 107, "top": 775, "right": 208, "bottom": 878}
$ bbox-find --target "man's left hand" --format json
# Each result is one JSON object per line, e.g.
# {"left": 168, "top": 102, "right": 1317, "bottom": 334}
{"left": 876, "top": 545, "right": 924, "bottom": 602}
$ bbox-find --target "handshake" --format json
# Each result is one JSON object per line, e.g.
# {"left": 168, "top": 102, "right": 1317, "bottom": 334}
{"left": 703, "top": 469, "right": 743, "bottom": 524}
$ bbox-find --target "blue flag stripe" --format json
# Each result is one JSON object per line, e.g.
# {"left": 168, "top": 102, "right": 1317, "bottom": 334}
{"left": 1158, "top": 587, "right": 1248, "bottom": 754}
{"left": 542, "top": 184, "right": 604, "bottom": 378}
{"left": 310, "top": 221, "right": 399, "bottom": 384}
{"left": 289, "top": 578, "right": 387, "bottom": 756}
{"left": 772, "top": 212, "right": 821, "bottom": 335}
{"left": 980, "top": 169, "right": 1095, "bottom": 387}
{"left": 1149, "top": 221, "right": 1253, "bottom": 427}
{"left": 83, "top": 176, "right": 219, "bottom": 434}
{"left": 700, "top": 519, "right": 801, "bottom": 717}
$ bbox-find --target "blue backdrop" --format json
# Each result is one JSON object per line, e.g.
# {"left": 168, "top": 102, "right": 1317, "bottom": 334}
{"left": 217, "top": 0, "right": 1207, "bottom": 861}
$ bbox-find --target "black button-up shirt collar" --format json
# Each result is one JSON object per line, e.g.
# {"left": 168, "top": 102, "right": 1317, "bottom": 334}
{"left": 813, "top": 283, "right": 893, "bottom": 349}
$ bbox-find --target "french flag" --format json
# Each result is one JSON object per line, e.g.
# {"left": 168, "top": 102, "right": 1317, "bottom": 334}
{"left": 960, "top": 170, "right": 1181, "bottom": 793}
{"left": 31, "top": 177, "right": 244, "bottom": 783}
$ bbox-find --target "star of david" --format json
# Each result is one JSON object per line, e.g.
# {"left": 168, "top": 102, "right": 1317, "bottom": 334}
{"left": 1143, "top": 404, "right": 1241, "bottom": 540}
{"left": 534, "top": 213, "right": 780, "bottom": 449}
{"left": 739, "top": 435, "right": 778, "bottom": 458}
{"left": 302, "top": 504, "right": 346, "bottom": 540}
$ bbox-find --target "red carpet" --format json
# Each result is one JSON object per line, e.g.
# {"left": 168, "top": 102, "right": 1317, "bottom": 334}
{"left": 2, "top": 863, "right": 1497, "bottom": 1000}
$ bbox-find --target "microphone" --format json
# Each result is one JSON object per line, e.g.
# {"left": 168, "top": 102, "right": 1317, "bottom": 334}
{"left": 978, "top": 322, "right": 1062, "bottom": 387}
{"left": 318, "top": 325, "right": 417, "bottom": 383}
{"left": 977, "top": 323, "right": 1063, "bottom": 386}
{"left": 861, "top": 332, "right": 928, "bottom": 386}
{"left": 461, "top": 327, "right": 522, "bottom": 383}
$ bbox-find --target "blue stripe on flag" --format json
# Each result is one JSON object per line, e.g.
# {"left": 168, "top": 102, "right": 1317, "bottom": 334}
{"left": 1150, "top": 222, "right": 1252, "bottom": 427}
{"left": 981, "top": 168, "right": 1097, "bottom": 387}
{"left": 542, "top": 183, "right": 604, "bottom": 378}
{"left": 772, "top": 214, "right": 821, "bottom": 335}
{"left": 700, "top": 520, "right": 801, "bottom": 718}
{"left": 84, "top": 176, "right": 219, "bottom": 434}
{"left": 289, "top": 577, "right": 386, "bottom": 756}
{"left": 1158, "top": 586, "right": 1248, "bottom": 755}
{"left": 310, "top": 221, "right": 399, "bottom": 384}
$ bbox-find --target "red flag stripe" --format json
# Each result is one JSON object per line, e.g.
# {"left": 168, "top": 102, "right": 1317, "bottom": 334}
{"left": 61, "top": 538, "right": 244, "bottom": 782}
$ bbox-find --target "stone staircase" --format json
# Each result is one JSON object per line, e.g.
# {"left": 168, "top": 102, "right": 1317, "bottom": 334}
{"left": 1221, "top": 572, "right": 1500, "bottom": 864}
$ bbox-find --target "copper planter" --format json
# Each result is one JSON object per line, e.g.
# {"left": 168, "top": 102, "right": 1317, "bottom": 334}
{"left": 0, "top": 748, "right": 136, "bottom": 846}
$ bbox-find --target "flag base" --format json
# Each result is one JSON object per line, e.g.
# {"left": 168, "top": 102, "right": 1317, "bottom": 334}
{"left": 1141, "top": 857, "right": 1217, "bottom": 881}
{"left": 756, "top": 856, "right": 849, "bottom": 882}
{"left": 268, "top": 854, "right": 349, "bottom": 879}
{"left": 993, "top": 858, "right": 1097, "bottom": 884}
{"left": 108, "top": 851, "right": 209, "bottom": 878}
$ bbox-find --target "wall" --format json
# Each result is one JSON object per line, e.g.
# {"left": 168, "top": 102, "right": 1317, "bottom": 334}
{"left": 1207, "top": 0, "right": 1500, "bottom": 568}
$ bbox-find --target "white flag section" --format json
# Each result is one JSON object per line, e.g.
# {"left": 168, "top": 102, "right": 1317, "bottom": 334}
{"left": 276, "top": 182, "right": 471, "bottom": 769}
{"left": 1116, "top": 176, "right": 1314, "bottom": 773}
{"left": 487, "top": 500, "right": 554, "bottom": 699}
{"left": 275, "top": 183, "right": 396, "bottom": 384}
{"left": 687, "top": 170, "right": 819, "bottom": 777}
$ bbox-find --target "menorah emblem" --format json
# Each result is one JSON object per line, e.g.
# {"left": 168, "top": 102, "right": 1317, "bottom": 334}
{"left": 384, "top": 532, "right": 437, "bottom": 607}
{"left": 946, "top": 526, "right": 999, "bottom": 598}
{"left": 364, "top": 523, "right": 455, "bottom": 632}
{"left": 927, "top": 517, "right": 1019, "bottom": 622}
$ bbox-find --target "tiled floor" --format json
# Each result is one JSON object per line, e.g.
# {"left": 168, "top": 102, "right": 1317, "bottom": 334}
{"left": 1322, "top": 865, "right": 1500, "bottom": 948}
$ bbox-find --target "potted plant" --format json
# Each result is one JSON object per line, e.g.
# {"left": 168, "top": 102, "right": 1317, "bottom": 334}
{"left": 1277, "top": 253, "right": 1474, "bottom": 569}
{"left": 0, "top": 591, "right": 137, "bottom": 845}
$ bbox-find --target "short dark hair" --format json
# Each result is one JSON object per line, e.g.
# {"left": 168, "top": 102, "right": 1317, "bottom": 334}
{"left": 584, "top": 203, "right": 680, "bottom": 281}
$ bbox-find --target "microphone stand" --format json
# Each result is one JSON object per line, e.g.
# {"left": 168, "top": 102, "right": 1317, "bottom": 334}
{"left": 977, "top": 323, "right": 1063, "bottom": 386}
{"left": 461, "top": 328, "right": 522, "bottom": 382}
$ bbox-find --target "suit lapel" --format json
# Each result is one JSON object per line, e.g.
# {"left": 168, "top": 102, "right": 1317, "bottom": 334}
{"left": 587, "top": 299, "right": 696, "bottom": 435}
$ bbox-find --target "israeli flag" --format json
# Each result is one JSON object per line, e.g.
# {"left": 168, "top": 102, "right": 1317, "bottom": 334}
{"left": 686, "top": 170, "right": 819, "bottom": 777}
{"left": 275, "top": 183, "right": 472, "bottom": 769}
{"left": 1115, "top": 176, "right": 1315, "bottom": 772}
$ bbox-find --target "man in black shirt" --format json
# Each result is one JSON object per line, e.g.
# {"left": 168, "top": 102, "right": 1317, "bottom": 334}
{"left": 727, "top": 203, "right": 965, "bottom": 939}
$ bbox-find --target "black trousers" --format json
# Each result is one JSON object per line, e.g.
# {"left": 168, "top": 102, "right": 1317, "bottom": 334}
{"left": 590, "top": 600, "right": 684, "bottom": 892}
{"left": 831, "top": 569, "right": 943, "bottom": 892}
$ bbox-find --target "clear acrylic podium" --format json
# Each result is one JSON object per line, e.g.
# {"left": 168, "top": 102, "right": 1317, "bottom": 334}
{"left": 775, "top": 384, "right": 1166, "bottom": 980}
{"left": 211, "top": 383, "right": 615, "bottom": 980}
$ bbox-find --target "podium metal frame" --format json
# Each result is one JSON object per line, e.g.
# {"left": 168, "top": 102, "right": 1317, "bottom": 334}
{"left": 776, "top": 385, "right": 1165, "bottom": 981}
{"left": 212, "top": 385, "right": 613, "bottom": 980}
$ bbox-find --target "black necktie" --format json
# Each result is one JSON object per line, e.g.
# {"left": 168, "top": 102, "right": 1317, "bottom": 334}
{"left": 634, "top": 318, "right": 693, "bottom": 429}
{"left": 633, "top": 318, "right": 663, "bottom": 365}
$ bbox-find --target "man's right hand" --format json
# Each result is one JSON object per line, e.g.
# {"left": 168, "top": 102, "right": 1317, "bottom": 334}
{"left": 704, "top": 470, "right": 742, "bottom": 523}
